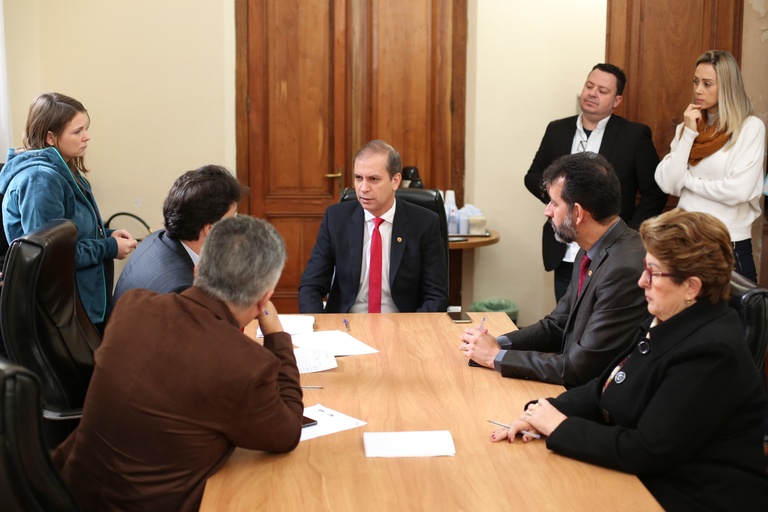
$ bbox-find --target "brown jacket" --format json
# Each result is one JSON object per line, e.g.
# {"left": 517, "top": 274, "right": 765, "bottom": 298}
{"left": 53, "top": 287, "right": 304, "bottom": 511}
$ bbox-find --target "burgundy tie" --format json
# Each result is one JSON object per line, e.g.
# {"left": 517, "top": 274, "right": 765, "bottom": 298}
{"left": 368, "top": 218, "right": 385, "bottom": 313}
{"left": 577, "top": 254, "right": 591, "bottom": 295}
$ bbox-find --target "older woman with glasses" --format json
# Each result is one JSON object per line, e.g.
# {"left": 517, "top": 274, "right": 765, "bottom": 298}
{"left": 491, "top": 208, "right": 768, "bottom": 510}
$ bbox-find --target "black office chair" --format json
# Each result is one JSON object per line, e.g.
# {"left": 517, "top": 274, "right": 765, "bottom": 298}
{"left": 339, "top": 187, "right": 449, "bottom": 271}
{"left": 729, "top": 271, "right": 768, "bottom": 373}
{"left": 105, "top": 211, "right": 152, "bottom": 242}
{"left": 0, "top": 357, "right": 82, "bottom": 511}
{"left": 0, "top": 220, "right": 101, "bottom": 447}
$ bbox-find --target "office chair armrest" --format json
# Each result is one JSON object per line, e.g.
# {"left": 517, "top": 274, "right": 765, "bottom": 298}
{"left": 43, "top": 408, "right": 83, "bottom": 420}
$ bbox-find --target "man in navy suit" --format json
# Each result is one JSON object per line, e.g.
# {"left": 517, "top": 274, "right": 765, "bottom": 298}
{"left": 524, "top": 63, "right": 666, "bottom": 302}
{"left": 299, "top": 140, "right": 448, "bottom": 313}
{"left": 112, "top": 165, "right": 243, "bottom": 305}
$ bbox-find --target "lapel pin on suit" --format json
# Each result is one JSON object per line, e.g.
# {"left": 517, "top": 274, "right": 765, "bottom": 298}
{"left": 396, "top": 237, "right": 403, "bottom": 243}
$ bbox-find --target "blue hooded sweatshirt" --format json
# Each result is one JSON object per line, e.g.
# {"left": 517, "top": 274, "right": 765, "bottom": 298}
{"left": 0, "top": 147, "right": 117, "bottom": 324}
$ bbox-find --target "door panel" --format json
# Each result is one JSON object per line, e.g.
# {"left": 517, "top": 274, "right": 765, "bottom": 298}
{"left": 239, "top": 0, "right": 347, "bottom": 312}
{"left": 607, "top": 0, "right": 742, "bottom": 159}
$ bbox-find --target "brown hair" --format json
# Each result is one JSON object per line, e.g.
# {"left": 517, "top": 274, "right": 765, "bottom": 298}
{"left": 353, "top": 139, "right": 402, "bottom": 178}
{"left": 639, "top": 208, "right": 733, "bottom": 303}
{"left": 22, "top": 92, "right": 90, "bottom": 173}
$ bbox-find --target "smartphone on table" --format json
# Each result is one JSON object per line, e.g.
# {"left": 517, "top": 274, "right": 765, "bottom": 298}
{"left": 447, "top": 311, "right": 472, "bottom": 323}
{"left": 302, "top": 415, "right": 318, "bottom": 428}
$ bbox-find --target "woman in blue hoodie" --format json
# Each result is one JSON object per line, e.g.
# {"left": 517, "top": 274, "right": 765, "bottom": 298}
{"left": 0, "top": 93, "right": 137, "bottom": 330}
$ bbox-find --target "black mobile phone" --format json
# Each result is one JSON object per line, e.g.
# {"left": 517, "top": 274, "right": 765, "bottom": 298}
{"left": 302, "top": 415, "right": 318, "bottom": 428}
{"left": 447, "top": 311, "right": 472, "bottom": 323}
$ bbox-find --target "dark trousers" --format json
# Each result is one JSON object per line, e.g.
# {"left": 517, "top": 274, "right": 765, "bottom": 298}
{"left": 733, "top": 239, "right": 757, "bottom": 283}
{"left": 554, "top": 261, "right": 573, "bottom": 303}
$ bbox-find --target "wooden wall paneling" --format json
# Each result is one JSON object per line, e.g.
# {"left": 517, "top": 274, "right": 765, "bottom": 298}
{"left": 606, "top": 0, "right": 743, "bottom": 161}
{"left": 448, "top": 0, "right": 467, "bottom": 207}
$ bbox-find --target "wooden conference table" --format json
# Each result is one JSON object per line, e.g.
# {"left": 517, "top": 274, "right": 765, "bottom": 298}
{"left": 200, "top": 312, "right": 660, "bottom": 511}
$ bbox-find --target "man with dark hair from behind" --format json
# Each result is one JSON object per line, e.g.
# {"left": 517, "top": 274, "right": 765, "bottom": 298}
{"left": 461, "top": 152, "right": 648, "bottom": 388}
{"left": 112, "top": 164, "right": 244, "bottom": 305}
{"left": 53, "top": 215, "right": 303, "bottom": 511}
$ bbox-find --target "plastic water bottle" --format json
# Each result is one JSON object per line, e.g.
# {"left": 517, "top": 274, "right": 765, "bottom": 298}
{"left": 444, "top": 190, "right": 458, "bottom": 234}
{"left": 458, "top": 209, "right": 468, "bottom": 235}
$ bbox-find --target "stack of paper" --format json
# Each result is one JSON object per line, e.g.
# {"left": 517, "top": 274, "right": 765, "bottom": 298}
{"left": 257, "top": 314, "right": 315, "bottom": 337}
{"left": 363, "top": 431, "right": 456, "bottom": 457}
{"left": 292, "top": 330, "right": 379, "bottom": 356}
{"left": 301, "top": 404, "right": 367, "bottom": 442}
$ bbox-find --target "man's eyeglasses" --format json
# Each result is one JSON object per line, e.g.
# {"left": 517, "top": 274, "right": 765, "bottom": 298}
{"left": 642, "top": 260, "right": 680, "bottom": 286}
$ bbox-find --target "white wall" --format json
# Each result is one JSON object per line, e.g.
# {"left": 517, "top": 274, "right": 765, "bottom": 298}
{"left": 3, "top": 0, "right": 236, "bottom": 234}
{"left": 465, "top": 0, "right": 607, "bottom": 324}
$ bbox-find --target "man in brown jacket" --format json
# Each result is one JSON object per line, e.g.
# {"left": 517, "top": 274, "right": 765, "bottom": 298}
{"left": 53, "top": 215, "right": 304, "bottom": 511}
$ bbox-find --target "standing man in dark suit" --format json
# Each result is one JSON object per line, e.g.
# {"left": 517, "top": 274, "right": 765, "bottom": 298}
{"left": 299, "top": 139, "right": 448, "bottom": 313}
{"left": 112, "top": 165, "right": 244, "bottom": 305}
{"left": 460, "top": 153, "right": 648, "bottom": 388}
{"left": 524, "top": 63, "right": 666, "bottom": 302}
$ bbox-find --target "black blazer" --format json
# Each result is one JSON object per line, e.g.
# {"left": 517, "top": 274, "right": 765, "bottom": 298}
{"left": 546, "top": 300, "right": 768, "bottom": 510}
{"left": 298, "top": 199, "right": 448, "bottom": 313}
{"left": 112, "top": 229, "right": 195, "bottom": 305}
{"left": 524, "top": 114, "right": 666, "bottom": 271}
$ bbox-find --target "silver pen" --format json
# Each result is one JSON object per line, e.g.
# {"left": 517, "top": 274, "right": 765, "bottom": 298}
{"left": 486, "top": 419, "right": 541, "bottom": 439}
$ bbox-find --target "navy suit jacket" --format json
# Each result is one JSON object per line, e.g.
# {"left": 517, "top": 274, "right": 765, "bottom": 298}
{"left": 112, "top": 229, "right": 194, "bottom": 306}
{"left": 497, "top": 219, "right": 649, "bottom": 388}
{"left": 523, "top": 114, "right": 666, "bottom": 271}
{"left": 298, "top": 199, "right": 448, "bottom": 313}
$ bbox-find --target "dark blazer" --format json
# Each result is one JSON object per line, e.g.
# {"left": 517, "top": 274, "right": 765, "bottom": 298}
{"left": 52, "top": 287, "right": 304, "bottom": 511}
{"left": 298, "top": 199, "right": 448, "bottom": 313}
{"left": 498, "top": 219, "right": 648, "bottom": 388}
{"left": 524, "top": 114, "right": 666, "bottom": 271}
{"left": 546, "top": 300, "right": 768, "bottom": 511}
{"left": 112, "top": 229, "right": 194, "bottom": 305}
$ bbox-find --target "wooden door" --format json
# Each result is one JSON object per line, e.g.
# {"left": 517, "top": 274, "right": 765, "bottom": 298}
{"left": 606, "top": 0, "right": 743, "bottom": 158}
{"left": 235, "top": 0, "right": 348, "bottom": 313}
{"left": 236, "top": 0, "right": 467, "bottom": 312}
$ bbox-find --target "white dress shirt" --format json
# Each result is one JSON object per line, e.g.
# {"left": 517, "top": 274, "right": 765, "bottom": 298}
{"left": 350, "top": 199, "right": 398, "bottom": 313}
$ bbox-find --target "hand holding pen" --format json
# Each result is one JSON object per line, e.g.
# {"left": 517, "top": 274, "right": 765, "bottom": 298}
{"left": 487, "top": 419, "right": 541, "bottom": 442}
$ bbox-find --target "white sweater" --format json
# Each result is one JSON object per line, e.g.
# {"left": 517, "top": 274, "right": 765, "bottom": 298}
{"left": 655, "top": 115, "right": 766, "bottom": 241}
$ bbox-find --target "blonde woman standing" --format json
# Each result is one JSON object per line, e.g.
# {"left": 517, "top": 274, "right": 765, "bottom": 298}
{"left": 655, "top": 50, "right": 765, "bottom": 282}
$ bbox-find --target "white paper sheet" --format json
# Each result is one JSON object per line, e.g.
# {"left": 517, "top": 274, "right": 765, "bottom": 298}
{"left": 292, "top": 330, "right": 379, "bottom": 356}
{"left": 363, "top": 431, "right": 456, "bottom": 458}
{"left": 294, "top": 347, "right": 338, "bottom": 374}
{"left": 256, "top": 314, "right": 315, "bottom": 337}
{"left": 300, "top": 404, "right": 367, "bottom": 442}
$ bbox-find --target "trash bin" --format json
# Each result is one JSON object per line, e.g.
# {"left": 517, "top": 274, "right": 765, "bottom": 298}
{"left": 468, "top": 298, "right": 519, "bottom": 324}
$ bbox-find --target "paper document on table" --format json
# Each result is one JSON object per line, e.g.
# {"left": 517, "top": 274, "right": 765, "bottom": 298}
{"left": 256, "top": 315, "right": 315, "bottom": 337}
{"left": 300, "top": 404, "right": 367, "bottom": 442}
{"left": 363, "top": 431, "right": 456, "bottom": 458}
{"left": 292, "top": 330, "right": 378, "bottom": 356}
{"left": 294, "top": 347, "right": 338, "bottom": 374}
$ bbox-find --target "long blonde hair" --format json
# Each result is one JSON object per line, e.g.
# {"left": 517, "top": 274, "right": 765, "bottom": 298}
{"left": 694, "top": 50, "right": 753, "bottom": 149}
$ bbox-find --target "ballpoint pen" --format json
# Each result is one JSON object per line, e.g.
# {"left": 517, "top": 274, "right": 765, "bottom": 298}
{"left": 301, "top": 386, "right": 324, "bottom": 389}
{"left": 478, "top": 316, "right": 486, "bottom": 330}
{"left": 343, "top": 318, "right": 350, "bottom": 331}
{"left": 486, "top": 419, "right": 541, "bottom": 439}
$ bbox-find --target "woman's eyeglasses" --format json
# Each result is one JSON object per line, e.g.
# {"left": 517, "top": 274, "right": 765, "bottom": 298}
{"left": 642, "top": 261, "right": 680, "bottom": 286}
